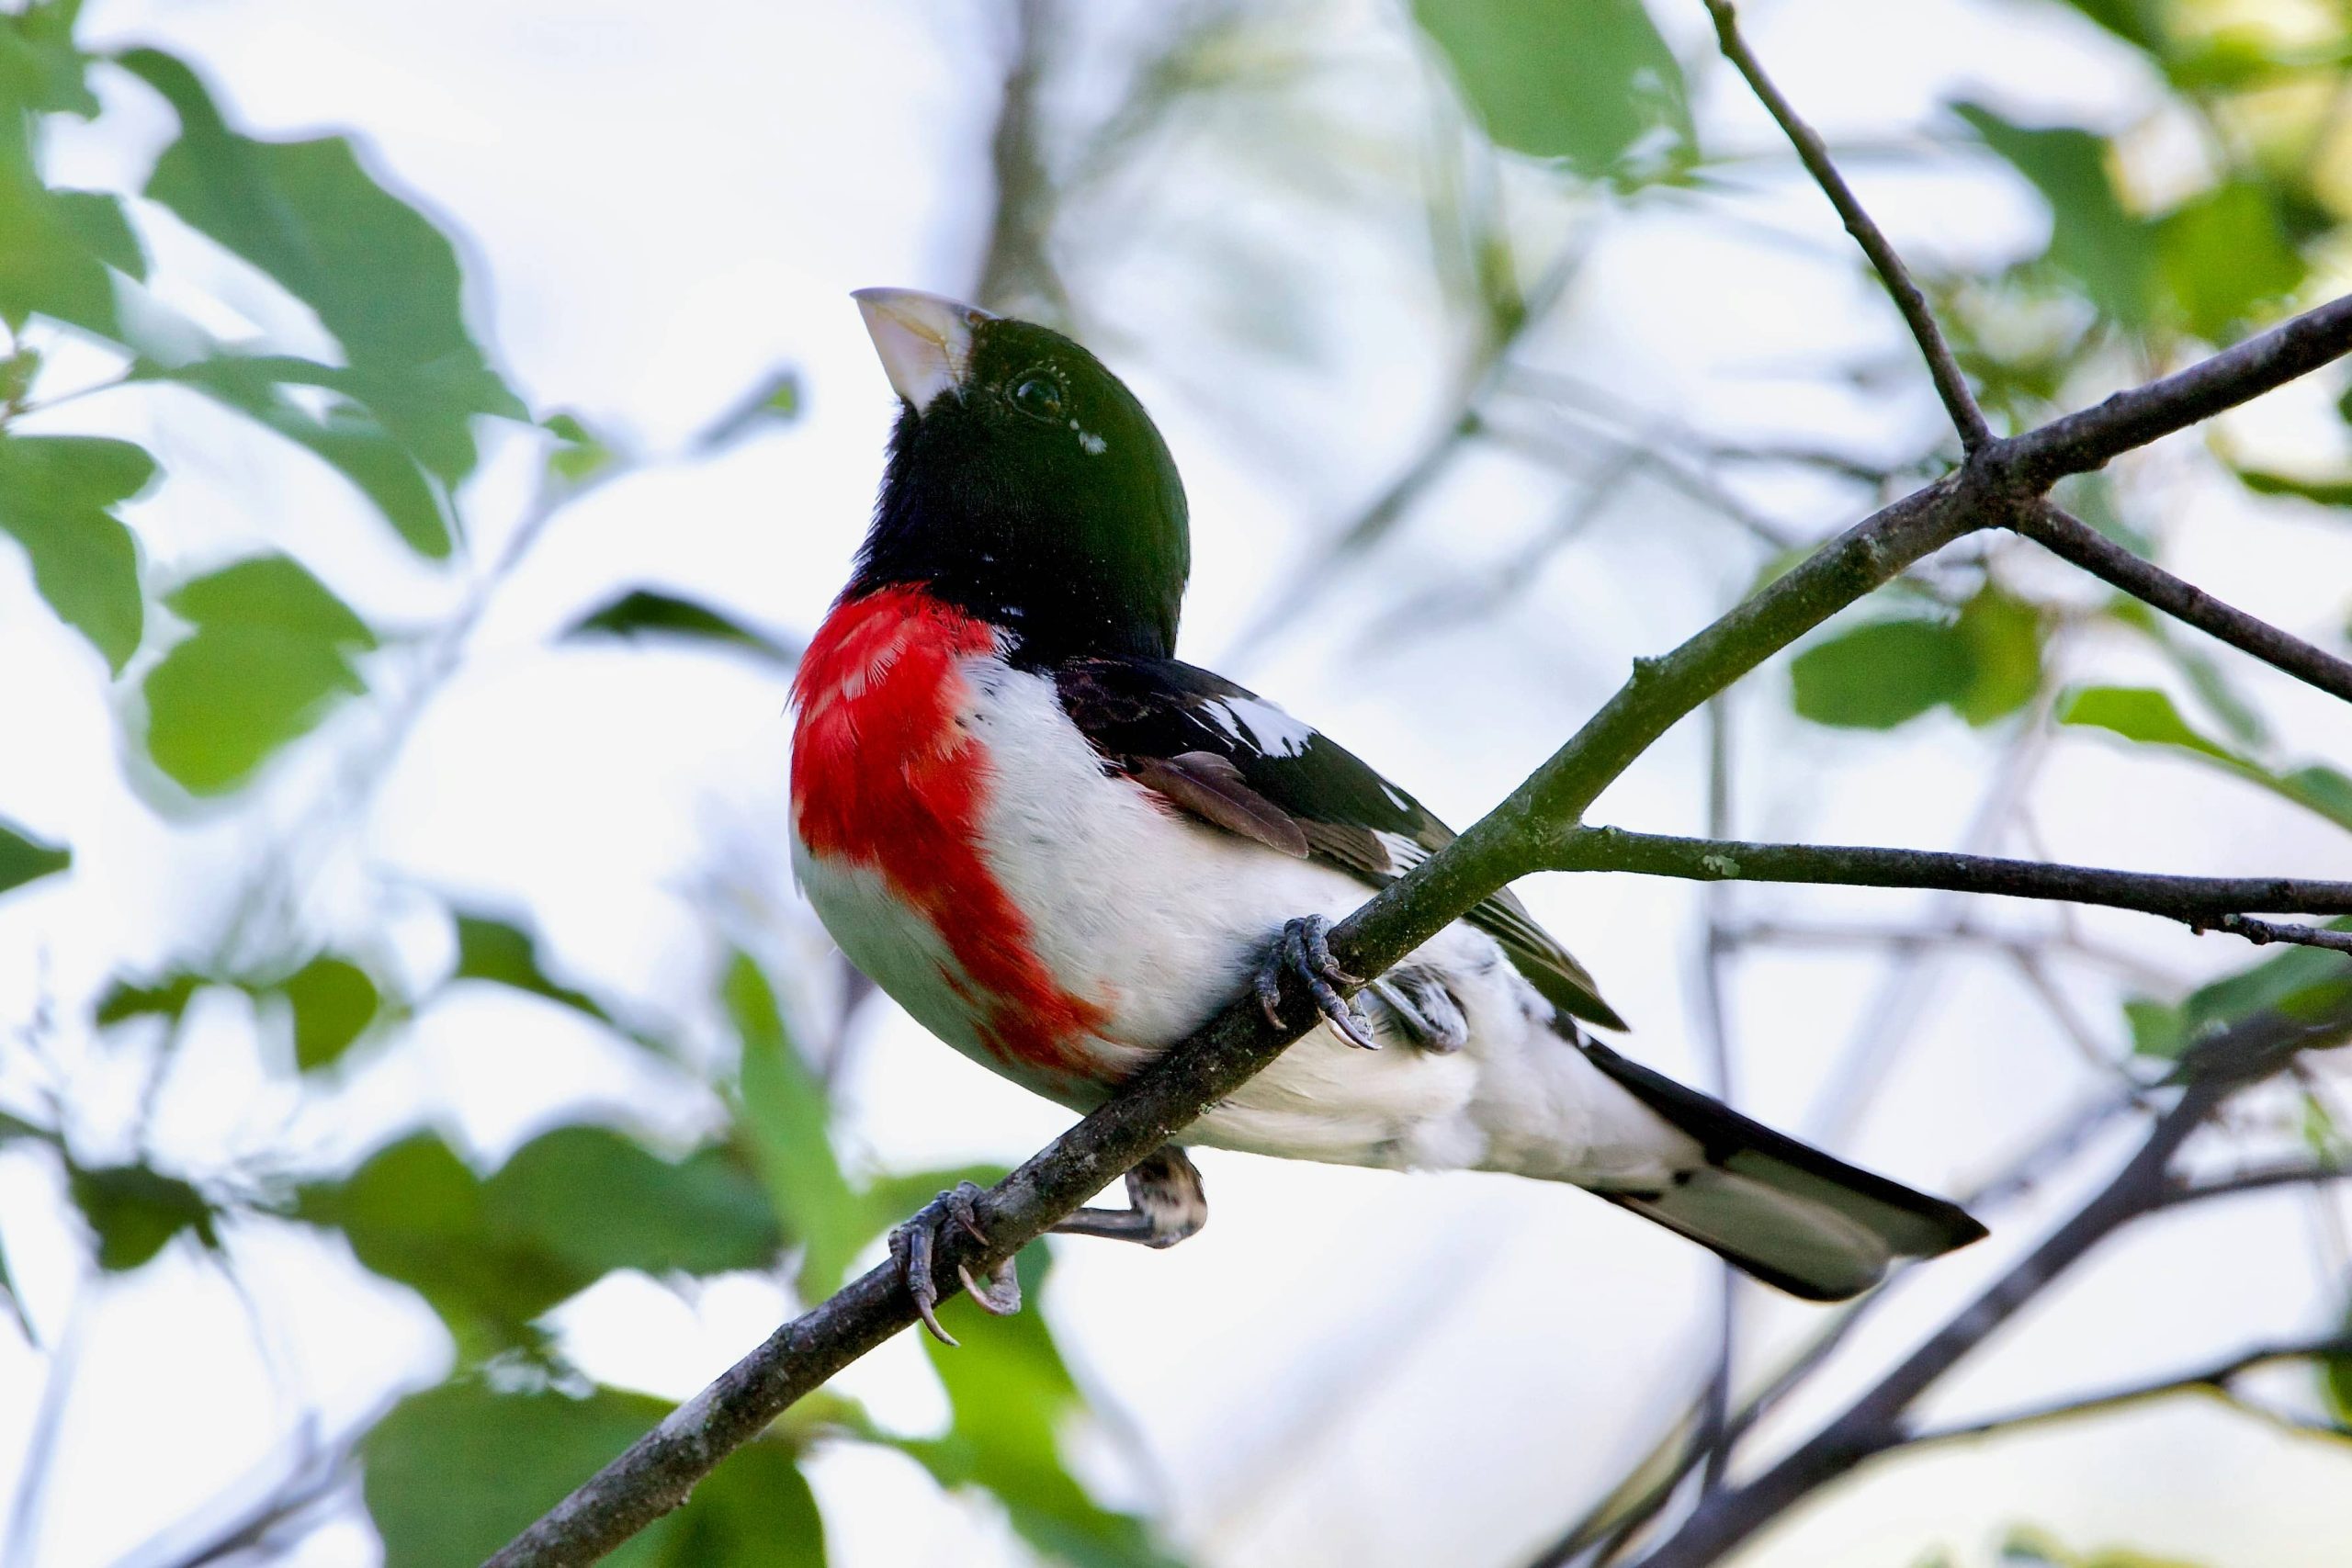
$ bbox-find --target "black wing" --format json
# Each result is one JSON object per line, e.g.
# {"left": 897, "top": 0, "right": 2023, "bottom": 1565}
{"left": 1053, "top": 654, "right": 1627, "bottom": 1031}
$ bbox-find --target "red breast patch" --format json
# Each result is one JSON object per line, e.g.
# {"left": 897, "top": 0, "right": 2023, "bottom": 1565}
{"left": 791, "top": 586, "right": 1109, "bottom": 1077}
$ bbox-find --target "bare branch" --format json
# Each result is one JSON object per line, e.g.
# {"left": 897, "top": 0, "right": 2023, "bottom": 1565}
{"left": 1620, "top": 1066, "right": 2245, "bottom": 1568}
{"left": 2015, "top": 503, "right": 2352, "bottom": 706}
{"left": 2162, "top": 1158, "right": 2351, "bottom": 1208}
{"left": 491, "top": 164, "right": 2352, "bottom": 1568}
{"left": 1702, "top": 0, "right": 1991, "bottom": 449}
{"left": 1550, "top": 825, "right": 2352, "bottom": 928}
{"left": 1898, "top": 1333, "right": 2352, "bottom": 1449}
{"left": 2216, "top": 912, "right": 2352, "bottom": 955}
{"left": 487, "top": 353, "right": 1982, "bottom": 1568}
{"left": 2007, "top": 292, "right": 2352, "bottom": 486}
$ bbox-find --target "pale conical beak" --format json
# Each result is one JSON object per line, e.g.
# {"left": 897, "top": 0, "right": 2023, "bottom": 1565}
{"left": 852, "top": 288, "right": 995, "bottom": 412}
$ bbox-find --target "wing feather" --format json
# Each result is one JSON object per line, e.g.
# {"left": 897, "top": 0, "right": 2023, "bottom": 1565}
{"left": 1055, "top": 655, "right": 1626, "bottom": 1030}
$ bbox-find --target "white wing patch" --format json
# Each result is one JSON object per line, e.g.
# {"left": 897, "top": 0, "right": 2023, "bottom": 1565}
{"left": 1202, "top": 695, "right": 1316, "bottom": 758}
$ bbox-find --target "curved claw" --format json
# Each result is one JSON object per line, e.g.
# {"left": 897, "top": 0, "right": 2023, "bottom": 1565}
{"left": 1256, "top": 915, "right": 1379, "bottom": 1050}
{"left": 888, "top": 1180, "right": 1019, "bottom": 1345}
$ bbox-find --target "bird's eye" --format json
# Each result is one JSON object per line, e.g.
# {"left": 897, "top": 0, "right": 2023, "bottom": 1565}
{"left": 1011, "top": 375, "right": 1064, "bottom": 423}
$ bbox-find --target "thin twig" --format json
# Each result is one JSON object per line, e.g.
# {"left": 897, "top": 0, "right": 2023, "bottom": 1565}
{"left": 1694, "top": 697, "right": 1740, "bottom": 1496}
{"left": 1702, "top": 0, "right": 1991, "bottom": 449}
{"left": 1620, "top": 1067, "right": 2246, "bottom": 1568}
{"left": 491, "top": 267, "right": 2352, "bottom": 1568}
{"left": 2007, "top": 292, "right": 2352, "bottom": 485}
{"left": 1550, "top": 826, "right": 2352, "bottom": 930}
{"left": 2016, "top": 503, "right": 2352, "bottom": 705}
{"left": 2161, "top": 1158, "right": 2351, "bottom": 1208}
{"left": 1724, "top": 917, "right": 2182, "bottom": 991}
{"left": 2216, "top": 913, "right": 2352, "bottom": 954}
{"left": 1898, "top": 1332, "right": 2352, "bottom": 1449}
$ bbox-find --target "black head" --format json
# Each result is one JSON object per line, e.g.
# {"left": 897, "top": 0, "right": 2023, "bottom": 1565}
{"left": 847, "top": 288, "right": 1189, "bottom": 663}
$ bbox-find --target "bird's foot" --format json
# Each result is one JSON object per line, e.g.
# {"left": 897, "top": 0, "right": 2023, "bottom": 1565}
{"left": 888, "top": 1180, "right": 1022, "bottom": 1347}
{"left": 1253, "top": 914, "right": 1377, "bottom": 1049}
{"left": 1369, "top": 969, "right": 1469, "bottom": 1054}
{"left": 1052, "top": 1146, "right": 1208, "bottom": 1249}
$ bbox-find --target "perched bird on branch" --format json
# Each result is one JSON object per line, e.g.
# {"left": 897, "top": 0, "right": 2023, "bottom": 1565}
{"left": 790, "top": 288, "right": 1985, "bottom": 1339}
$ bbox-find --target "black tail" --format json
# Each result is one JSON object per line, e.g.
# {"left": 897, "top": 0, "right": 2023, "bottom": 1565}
{"left": 1580, "top": 1040, "right": 1987, "bottom": 1301}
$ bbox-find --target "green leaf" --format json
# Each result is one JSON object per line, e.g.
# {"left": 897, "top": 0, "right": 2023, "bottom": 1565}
{"left": 139, "top": 356, "right": 453, "bottom": 556}
{"left": 563, "top": 590, "right": 801, "bottom": 670}
{"left": 543, "top": 412, "right": 617, "bottom": 485}
{"left": 0, "top": 1230, "right": 24, "bottom": 1341}
{"left": 448, "top": 910, "right": 615, "bottom": 1024}
{"left": 1954, "top": 103, "right": 2153, "bottom": 324}
{"left": 2281, "top": 766, "right": 2352, "bottom": 832}
{"left": 2058, "top": 686, "right": 2352, "bottom": 833}
{"left": 2105, "top": 599, "right": 2269, "bottom": 747}
{"left": 118, "top": 48, "right": 519, "bottom": 505}
{"left": 0, "top": 434, "right": 150, "bottom": 671}
{"left": 0, "top": 121, "right": 122, "bottom": 336}
{"left": 2132, "top": 927, "right": 2352, "bottom": 1062}
{"left": 140, "top": 554, "right": 376, "bottom": 794}
{"left": 2122, "top": 997, "right": 2185, "bottom": 1060}
{"left": 365, "top": 1382, "right": 670, "bottom": 1568}
{"left": 298, "top": 1133, "right": 577, "bottom": 1352}
{"left": 655, "top": 1436, "right": 827, "bottom": 1567}
{"left": 49, "top": 190, "right": 144, "bottom": 281}
{"left": 2233, "top": 466, "right": 2352, "bottom": 509}
{"left": 1413, "top": 0, "right": 1693, "bottom": 178}
{"left": 2001, "top": 1529, "right": 2212, "bottom": 1568}
{"left": 302, "top": 1123, "right": 779, "bottom": 1352}
{"left": 0, "top": 817, "right": 67, "bottom": 896}
{"left": 1954, "top": 585, "right": 2044, "bottom": 725}
{"left": 481, "top": 1124, "right": 782, "bottom": 1281}
{"left": 2052, "top": 0, "right": 2166, "bottom": 52}
{"left": 695, "top": 369, "right": 804, "bottom": 451}
{"left": 365, "top": 1381, "right": 824, "bottom": 1568}
{"left": 2324, "top": 1304, "right": 2352, "bottom": 1427}
{"left": 2157, "top": 181, "right": 2301, "bottom": 343}
{"left": 2057, "top": 684, "right": 2236, "bottom": 760}
{"left": 1791, "top": 617, "right": 1973, "bottom": 728}
{"left": 274, "top": 953, "right": 380, "bottom": 1071}
{"left": 723, "top": 954, "right": 865, "bottom": 1294}
{"left": 68, "top": 1161, "right": 215, "bottom": 1271}
{"left": 2183, "top": 936, "right": 2352, "bottom": 1037}
{"left": 900, "top": 1249, "right": 1182, "bottom": 1568}
{"left": 95, "top": 971, "right": 203, "bottom": 1025}
{"left": 0, "top": 3, "right": 102, "bottom": 119}
{"left": 121, "top": 50, "right": 514, "bottom": 387}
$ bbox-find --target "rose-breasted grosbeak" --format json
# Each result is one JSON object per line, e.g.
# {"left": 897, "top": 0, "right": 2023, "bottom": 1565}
{"left": 792, "top": 288, "right": 1984, "bottom": 1340}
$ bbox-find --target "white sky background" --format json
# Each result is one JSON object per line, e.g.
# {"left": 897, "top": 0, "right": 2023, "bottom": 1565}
{"left": 3, "top": 0, "right": 2352, "bottom": 1565}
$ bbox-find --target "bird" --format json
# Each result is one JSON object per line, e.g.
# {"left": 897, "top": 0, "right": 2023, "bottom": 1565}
{"left": 790, "top": 287, "right": 1985, "bottom": 1342}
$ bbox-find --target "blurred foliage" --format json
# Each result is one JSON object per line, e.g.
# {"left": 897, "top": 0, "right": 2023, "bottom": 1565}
{"left": 2122, "top": 923, "right": 2352, "bottom": 1062}
{"left": 0, "top": 813, "right": 68, "bottom": 894}
{"left": 566, "top": 587, "right": 806, "bottom": 670}
{"left": 1996, "top": 1527, "right": 2211, "bottom": 1568}
{"left": 0, "top": 5, "right": 1172, "bottom": 1563}
{"left": 1414, "top": 0, "right": 1695, "bottom": 182}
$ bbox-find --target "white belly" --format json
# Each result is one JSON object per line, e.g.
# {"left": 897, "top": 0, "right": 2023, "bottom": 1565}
{"left": 796, "top": 655, "right": 1681, "bottom": 1179}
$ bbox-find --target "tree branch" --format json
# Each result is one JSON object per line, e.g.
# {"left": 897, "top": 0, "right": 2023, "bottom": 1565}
{"left": 2013, "top": 503, "right": 2352, "bottom": 705}
{"left": 1897, "top": 1333, "right": 2352, "bottom": 1449}
{"left": 1619, "top": 1066, "right": 2245, "bottom": 1568}
{"left": 1549, "top": 825, "right": 2352, "bottom": 928}
{"left": 490, "top": 214, "right": 2352, "bottom": 1568}
{"left": 2162, "top": 1158, "right": 2351, "bottom": 1207}
{"left": 2005, "top": 291, "right": 2352, "bottom": 486}
{"left": 1703, "top": 0, "right": 1991, "bottom": 449}
{"left": 487, "top": 378, "right": 1986, "bottom": 1568}
{"left": 2215, "top": 912, "right": 2352, "bottom": 955}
